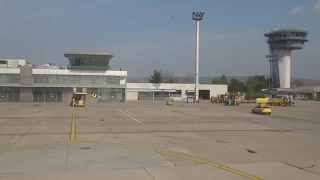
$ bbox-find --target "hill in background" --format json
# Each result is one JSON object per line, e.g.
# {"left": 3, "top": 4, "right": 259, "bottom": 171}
{"left": 128, "top": 76, "right": 320, "bottom": 85}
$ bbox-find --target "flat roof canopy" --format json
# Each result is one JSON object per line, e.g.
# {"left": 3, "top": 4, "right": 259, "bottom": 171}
{"left": 263, "top": 85, "right": 320, "bottom": 94}
{"left": 264, "top": 28, "right": 308, "bottom": 37}
{"left": 64, "top": 50, "right": 114, "bottom": 70}
{"left": 64, "top": 50, "right": 114, "bottom": 57}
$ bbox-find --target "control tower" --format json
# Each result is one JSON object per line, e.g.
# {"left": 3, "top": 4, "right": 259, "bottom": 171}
{"left": 64, "top": 50, "right": 114, "bottom": 70}
{"left": 264, "top": 28, "right": 308, "bottom": 89}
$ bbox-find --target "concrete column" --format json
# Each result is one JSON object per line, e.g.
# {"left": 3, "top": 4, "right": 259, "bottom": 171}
{"left": 19, "top": 87, "right": 33, "bottom": 103}
{"left": 275, "top": 49, "right": 291, "bottom": 89}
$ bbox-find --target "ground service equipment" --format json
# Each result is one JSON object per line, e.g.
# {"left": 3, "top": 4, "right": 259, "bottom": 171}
{"left": 167, "top": 98, "right": 174, "bottom": 105}
{"left": 211, "top": 92, "right": 244, "bottom": 105}
{"left": 266, "top": 97, "right": 295, "bottom": 106}
{"left": 71, "top": 88, "right": 86, "bottom": 107}
{"left": 256, "top": 98, "right": 269, "bottom": 104}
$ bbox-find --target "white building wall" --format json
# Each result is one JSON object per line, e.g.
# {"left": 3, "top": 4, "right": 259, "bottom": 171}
{"left": 126, "top": 83, "right": 228, "bottom": 100}
{"left": 33, "top": 69, "right": 128, "bottom": 85}
{"left": 0, "top": 59, "right": 27, "bottom": 68}
{"left": 32, "top": 69, "right": 127, "bottom": 76}
{"left": 126, "top": 91, "right": 138, "bottom": 100}
{"left": 0, "top": 68, "right": 128, "bottom": 77}
{"left": 0, "top": 68, "right": 20, "bottom": 74}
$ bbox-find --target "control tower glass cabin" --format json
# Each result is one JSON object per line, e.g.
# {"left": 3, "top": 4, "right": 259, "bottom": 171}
{"left": 64, "top": 50, "right": 114, "bottom": 70}
{"left": 264, "top": 28, "right": 308, "bottom": 89}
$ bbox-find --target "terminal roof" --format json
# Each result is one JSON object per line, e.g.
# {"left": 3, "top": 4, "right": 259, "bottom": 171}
{"left": 64, "top": 50, "right": 113, "bottom": 56}
{"left": 264, "top": 28, "right": 308, "bottom": 37}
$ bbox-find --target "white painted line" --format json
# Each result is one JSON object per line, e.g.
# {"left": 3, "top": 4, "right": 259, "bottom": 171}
{"left": 126, "top": 111, "right": 137, "bottom": 117}
{"left": 118, "top": 110, "right": 142, "bottom": 126}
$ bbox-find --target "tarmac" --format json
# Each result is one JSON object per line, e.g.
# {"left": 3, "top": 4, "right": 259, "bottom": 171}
{"left": 0, "top": 100, "right": 320, "bottom": 180}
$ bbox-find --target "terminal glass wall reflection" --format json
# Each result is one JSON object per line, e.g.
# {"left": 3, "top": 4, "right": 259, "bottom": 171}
{"left": 0, "top": 87, "right": 20, "bottom": 102}
{"left": 33, "top": 88, "right": 63, "bottom": 103}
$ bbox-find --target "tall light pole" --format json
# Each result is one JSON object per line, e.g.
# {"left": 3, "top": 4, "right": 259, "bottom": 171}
{"left": 192, "top": 12, "right": 204, "bottom": 103}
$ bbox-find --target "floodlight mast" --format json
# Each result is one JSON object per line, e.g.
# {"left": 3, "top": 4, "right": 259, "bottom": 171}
{"left": 192, "top": 12, "right": 204, "bottom": 103}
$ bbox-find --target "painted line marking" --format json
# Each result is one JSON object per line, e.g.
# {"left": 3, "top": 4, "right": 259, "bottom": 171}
{"left": 126, "top": 111, "right": 137, "bottom": 117}
{"left": 118, "top": 110, "right": 142, "bottom": 126}
{"left": 0, "top": 140, "right": 262, "bottom": 180}
{"left": 76, "top": 140, "right": 262, "bottom": 180}
{"left": 70, "top": 113, "right": 76, "bottom": 141}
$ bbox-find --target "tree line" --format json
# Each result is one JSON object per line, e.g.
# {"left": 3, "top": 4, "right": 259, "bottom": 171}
{"left": 147, "top": 69, "right": 304, "bottom": 99}
{"left": 211, "top": 74, "right": 266, "bottom": 99}
{"left": 211, "top": 74, "right": 304, "bottom": 99}
{"left": 148, "top": 69, "right": 195, "bottom": 84}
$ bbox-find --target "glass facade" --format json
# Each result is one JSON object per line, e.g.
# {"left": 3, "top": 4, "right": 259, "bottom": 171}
{"left": 170, "top": 90, "right": 182, "bottom": 97}
{"left": 97, "top": 88, "right": 125, "bottom": 102}
{"left": 33, "top": 88, "right": 63, "bottom": 103}
{"left": 138, "top": 90, "right": 181, "bottom": 100}
{"left": 268, "top": 32, "right": 308, "bottom": 41}
{"left": 138, "top": 92, "right": 153, "bottom": 100}
{"left": 0, "top": 74, "right": 20, "bottom": 83}
{"left": 33, "top": 74, "right": 126, "bottom": 85}
{"left": 0, "top": 87, "right": 20, "bottom": 102}
{"left": 68, "top": 55, "right": 110, "bottom": 68}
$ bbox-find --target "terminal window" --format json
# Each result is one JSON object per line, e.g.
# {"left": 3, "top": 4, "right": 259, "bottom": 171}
{"left": 69, "top": 56, "right": 109, "bottom": 68}
{"left": 0, "top": 60, "right": 7, "bottom": 64}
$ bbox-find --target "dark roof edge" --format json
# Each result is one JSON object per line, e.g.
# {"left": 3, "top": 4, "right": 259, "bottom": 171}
{"left": 264, "top": 28, "right": 308, "bottom": 37}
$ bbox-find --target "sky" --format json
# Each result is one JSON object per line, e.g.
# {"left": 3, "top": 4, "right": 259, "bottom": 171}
{"left": 0, "top": 0, "right": 319, "bottom": 79}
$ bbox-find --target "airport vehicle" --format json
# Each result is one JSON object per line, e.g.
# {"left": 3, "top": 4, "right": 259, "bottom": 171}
{"left": 256, "top": 98, "right": 269, "bottom": 104}
{"left": 266, "top": 97, "right": 295, "bottom": 106}
{"left": 167, "top": 98, "right": 174, "bottom": 105}
{"left": 210, "top": 94, "right": 225, "bottom": 103}
{"left": 211, "top": 92, "right": 244, "bottom": 105}
{"left": 224, "top": 98, "right": 237, "bottom": 106}
{"left": 71, "top": 88, "right": 86, "bottom": 107}
{"left": 252, "top": 105, "right": 272, "bottom": 115}
{"left": 210, "top": 96, "right": 222, "bottom": 103}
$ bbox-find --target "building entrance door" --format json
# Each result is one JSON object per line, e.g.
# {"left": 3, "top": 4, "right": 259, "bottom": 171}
{"left": 0, "top": 92, "right": 7, "bottom": 102}
{"left": 7, "top": 91, "right": 14, "bottom": 102}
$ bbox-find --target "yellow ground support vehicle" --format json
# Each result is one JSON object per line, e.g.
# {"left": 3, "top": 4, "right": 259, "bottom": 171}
{"left": 211, "top": 92, "right": 244, "bottom": 105}
{"left": 256, "top": 98, "right": 269, "bottom": 104}
{"left": 167, "top": 98, "right": 174, "bottom": 105}
{"left": 71, "top": 88, "right": 87, "bottom": 107}
{"left": 266, "top": 97, "right": 295, "bottom": 106}
{"left": 210, "top": 96, "right": 222, "bottom": 103}
{"left": 252, "top": 105, "right": 272, "bottom": 115}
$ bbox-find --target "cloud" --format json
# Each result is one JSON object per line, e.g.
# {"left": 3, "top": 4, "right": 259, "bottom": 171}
{"left": 314, "top": 2, "right": 320, "bottom": 14}
{"left": 291, "top": 6, "right": 306, "bottom": 15}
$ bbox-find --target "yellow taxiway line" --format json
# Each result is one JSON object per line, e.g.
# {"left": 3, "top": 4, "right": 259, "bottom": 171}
{"left": 0, "top": 140, "right": 262, "bottom": 180}
{"left": 0, "top": 111, "right": 262, "bottom": 180}
{"left": 77, "top": 140, "right": 262, "bottom": 180}
{"left": 70, "top": 113, "right": 76, "bottom": 141}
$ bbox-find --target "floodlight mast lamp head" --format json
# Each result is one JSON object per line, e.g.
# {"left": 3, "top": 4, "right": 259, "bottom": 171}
{"left": 192, "top": 12, "right": 205, "bottom": 21}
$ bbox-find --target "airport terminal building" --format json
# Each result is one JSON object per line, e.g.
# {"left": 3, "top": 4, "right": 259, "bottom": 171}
{"left": 0, "top": 50, "right": 228, "bottom": 103}
{"left": 0, "top": 50, "right": 127, "bottom": 103}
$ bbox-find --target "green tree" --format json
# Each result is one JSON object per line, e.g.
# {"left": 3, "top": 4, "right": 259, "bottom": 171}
{"left": 149, "top": 69, "right": 162, "bottom": 83}
{"left": 291, "top": 79, "right": 304, "bottom": 88}
{"left": 245, "top": 75, "right": 266, "bottom": 99}
{"left": 228, "top": 78, "right": 245, "bottom": 92}
{"left": 211, "top": 74, "right": 228, "bottom": 84}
